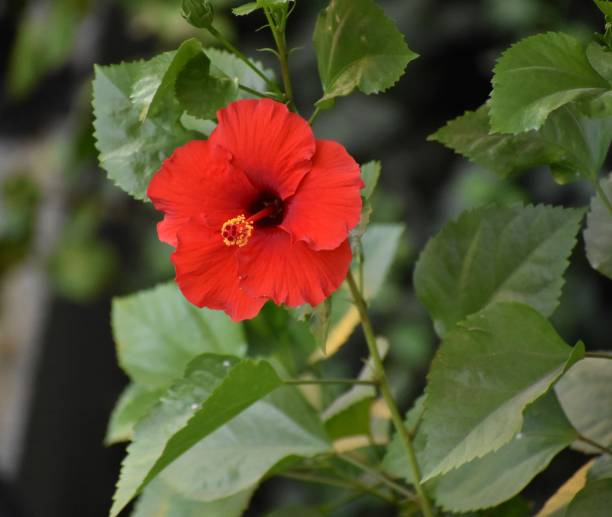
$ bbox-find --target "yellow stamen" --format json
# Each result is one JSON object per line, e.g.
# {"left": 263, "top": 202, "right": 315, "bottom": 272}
{"left": 221, "top": 214, "right": 253, "bottom": 247}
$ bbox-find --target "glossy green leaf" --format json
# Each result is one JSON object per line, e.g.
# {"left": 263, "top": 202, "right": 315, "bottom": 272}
{"left": 432, "top": 392, "right": 577, "bottom": 512}
{"left": 430, "top": 104, "right": 612, "bottom": 181}
{"left": 584, "top": 175, "right": 612, "bottom": 279}
{"left": 112, "top": 282, "right": 246, "bottom": 389}
{"left": 92, "top": 54, "right": 194, "bottom": 200}
{"left": 132, "top": 477, "right": 254, "bottom": 517}
{"left": 566, "top": 479, "right": 612, "bottom": 517}
{"left": 490, "top": 32, "right": 610, "bottom": 134}
{"left": 312, "top": 0, "right": 418, "bottom": 105}
{"left": 232, "top": 0, "right": 290, "bottom": 15}
{"left": 414, "top": 204, "right": 584, "bottom": 337}
{"left": 556, "top": 357, "right": 612, "bottom": 453}
{"left": 105, "top": 384, "right": 163, "bottom": 445}
{"left": 157, "top": 385, "right": 330, "bottom": 501}
{"left": 175, "top": 53, "right": 239, "bottom": 120}
{"left": 111, "top": 355, "right": 282, "bottom": 516}
{"left": 420, "top": 302, "right": 584, "bottom": 480}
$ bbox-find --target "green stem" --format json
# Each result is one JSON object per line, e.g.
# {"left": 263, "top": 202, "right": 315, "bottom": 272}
{"left": 577, "top": 434, "right": 612, "bottom": 455}
{"left": 586, "top": 351, "right": 612, "bottom": 360}
{"left": 280, "top": 471, "right": 393, "bottom": 504}
{"left": 263, "top": 6, "right": 297, "bottom": 112}
{"left": 238, "top": 84, "right": 277, "bottom": 99}
{"left": 346, "top": 271, "right": 435, "bottom": 517}
{"left": 284, "top": 378, "right": 378, "bottom": 386}
{"left": 594, "top": 179, "right": 612, "bottom": 216}
{"left": 206, "top": 25, "right": 280, "bottom": 94}
{"left": 308, "top": 106, "right": 321, "bottom": 125}
{"left": 339, "top": 453, "right": 417, "bottom": 502}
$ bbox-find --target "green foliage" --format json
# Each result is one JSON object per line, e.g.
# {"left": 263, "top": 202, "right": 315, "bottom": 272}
{"left": 595, "top": 1, "right": 612, "bottom": 19}
{"left": 556, "top": 358, "right": 612, "bottom": 453}
{"left": 111, "top": 354, "right": 282, "bottom": 516}
{"left": 175, "top": 53, "right": 239, "bottom": 120}
{"left": 233, "top": 0, "right": 291, "bottom": 16}
{"left": 112, "top": 282, "right": 247, "bottom": 390}
{"left": 312, "top": 0, "right": 418, "bottom": 105}
{"left": 92, "top": 53, "right": 194, "bottom": 200}
{"left": 414, "top": 204, "right": 583, "bottom": 337}
{"left": 430, "top": 104, "right": 612, "bottom": 182}
{"left": 431, "top": 392, "right": 577, "bottom": 512}
{"left": 584, "top": 174, "right": 612, "bottom": 278}
{"left": 181, "top": 0, "right": 215, "bottom": 28}
{"left": 419, "top": 302, "right": 583, "bottom": 480}
{"left": 490, "top": 32, "right": 610, "bottom": 134}
{"left": 105, "top": 384, "right": 164, "bottom": 445}
{"left": 133, "top": 478, "right": 254, "bottom": 517}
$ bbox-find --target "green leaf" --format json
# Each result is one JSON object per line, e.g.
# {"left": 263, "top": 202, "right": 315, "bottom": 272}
{"left": 175, "top": 52, "right": 239, "bottom": 120}
{"left": 587, "top": 42, "right": 612, "bottom": 83}
{"left": 111, "top": 355, "right": 282, "bottom": 516}
{"left": 430, "top": 104, "right": 612, "bottom": 181}
{"left": 414, "top": 204, "right": 584, "bottom": 337}
{"left": 157, "top": 385, "right": 329, "bottom": 501}
{"left": 232, "top": 0, "right": 290, "bottom": 16}
{"left": 132, "top": 477, "right": 254, "bottom": 517}
{"left": 361, "top": 160, "right": 381, "bottom": 199}
{"left": 556, "top": 357, "right": 612, "bottom": 453}
{"left": 132, "top": 38, "right": 202, "bottom": 121}
{"left": 105, "top": 384, "right": 163, "bottom": 445}
{"left": 490, "top": 32, "right": 610, "bottom": 134}
{"left": 92, "top": 54, "right": 194, "bottom": 200}
{"left": 566, "top": 479, "right": 612, "bottom": 517}
{"left": 205, "top": 47, "right": 275, "bottom": 96}
{"left": 432, "top": 392, "right": 577, "bottom": 512}
{"left": 312, "top": 0, "right": 418, "bottom": 105}
{"left": 595, "top": 0, "right": 612, "bottom": 18}
{"left": 584, "top": 174, "right": 612, "bottom": 279}
{"left": 420, "top": 302, "right": 584, "bottom": 480}
{"left": 112, "top": 282, "right": 247, "bottom": 389}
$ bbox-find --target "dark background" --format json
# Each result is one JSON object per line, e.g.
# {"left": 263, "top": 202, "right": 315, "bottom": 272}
{"left": 0, "top": 1, "right": 608, "bottom": 516}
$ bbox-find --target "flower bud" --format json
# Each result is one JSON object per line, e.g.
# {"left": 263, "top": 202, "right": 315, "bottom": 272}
{"left": 181, "top": 0, "right": 214, "bottom": 28}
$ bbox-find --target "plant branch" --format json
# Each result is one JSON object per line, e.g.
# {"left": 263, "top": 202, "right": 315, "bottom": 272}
{"left": 283, "top": 378, "right": 378, "bottom": 386}
{"left": 206, "top": 25, "right": 281, "bottom": 94}
{"left": 586, "top": 351, "right": 612, "bottom": 361}
{"left": 238, "top": 84, "right": 278, "bottom": 99}
{"left": 346, "top": 271, "right": 435, "bottom": 517}
{"left": 308, "top": 106, "right": 321, "bottom": 125}
{"left": 339, "top": 453, "right": 417, "bottom": 502}
{"left": 263, "top": 5, "right": 296, "bottom": 112}
{"left": 577, "top": 434, "right": 612, "bottom": 455}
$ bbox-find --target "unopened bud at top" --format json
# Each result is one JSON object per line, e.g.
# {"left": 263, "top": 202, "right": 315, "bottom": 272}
{"left": 181, "top": 0, "right": 214, "bottom": 28}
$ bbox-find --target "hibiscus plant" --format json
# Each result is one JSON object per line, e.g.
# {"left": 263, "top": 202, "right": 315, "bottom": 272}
{"left": 93, "top": 0, "right": 612, "bottom": 515}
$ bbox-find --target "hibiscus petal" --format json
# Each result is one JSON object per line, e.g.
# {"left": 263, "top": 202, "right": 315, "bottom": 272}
{"left": 281, "top": 140, "right": 363, "bottom": 251}
{"left": 173, "top": 221, "right": 266, "bottom": 321}
{"left": 209, "top": 99, "right": 316, "bottom": 199}
{"left": 238, "top": 228, "right": 352, "bottom": 307}
{"left": 148, "top": 140, "right": 258, "bottom": 246}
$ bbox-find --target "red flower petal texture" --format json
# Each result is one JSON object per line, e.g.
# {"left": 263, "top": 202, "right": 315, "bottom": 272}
{"left": 148, "top": 99, "right": 364, "bottom": 321}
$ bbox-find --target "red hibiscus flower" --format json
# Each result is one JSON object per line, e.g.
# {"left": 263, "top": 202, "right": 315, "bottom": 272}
{"left": 148, "top": 99, "right": 363, "bottom": 321}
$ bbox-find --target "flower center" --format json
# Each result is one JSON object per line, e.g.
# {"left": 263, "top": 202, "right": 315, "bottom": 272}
{"left": 220, "top": 196, "right": 284, "bottom": 247}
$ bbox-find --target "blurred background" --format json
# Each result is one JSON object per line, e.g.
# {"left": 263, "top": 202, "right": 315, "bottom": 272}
{"left": 0, "top": 0, "right": 609, "bottom": 516}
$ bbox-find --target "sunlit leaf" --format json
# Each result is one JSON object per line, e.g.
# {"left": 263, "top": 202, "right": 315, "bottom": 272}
{"left": 566, "top": 479, "right": 612, "bottom": 517}
{"left": 536, "top": 461, "right": 594, "bottom": 517}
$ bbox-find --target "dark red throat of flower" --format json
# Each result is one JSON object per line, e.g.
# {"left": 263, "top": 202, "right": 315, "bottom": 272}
{"left": 221, "top": 195, "right": 284, "bottom": 247}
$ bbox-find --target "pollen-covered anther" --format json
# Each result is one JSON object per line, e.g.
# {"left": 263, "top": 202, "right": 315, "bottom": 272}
{"left": 221, "top": 214, "right": 254, "bottom": 247}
